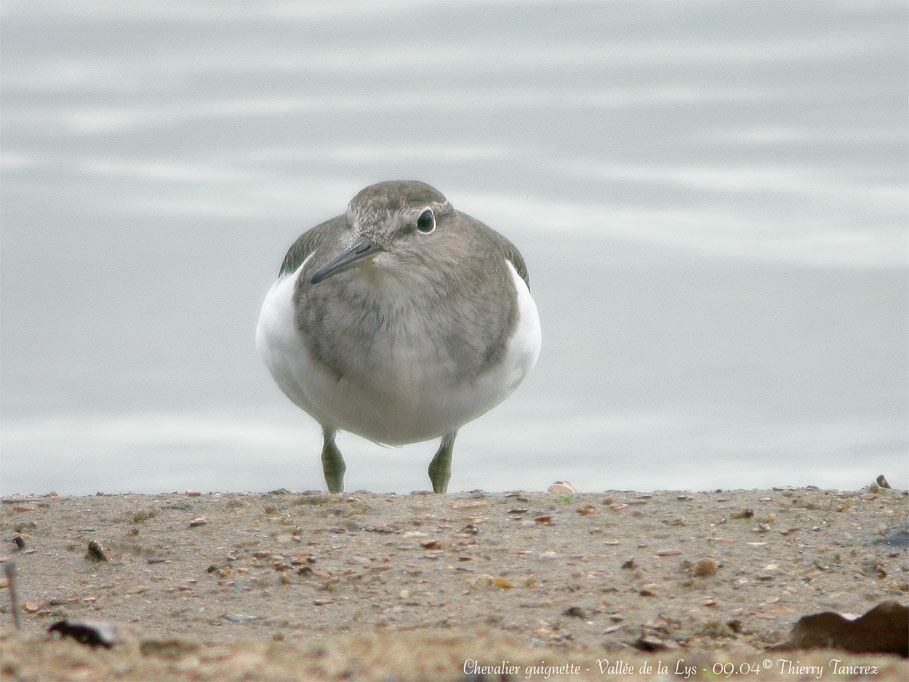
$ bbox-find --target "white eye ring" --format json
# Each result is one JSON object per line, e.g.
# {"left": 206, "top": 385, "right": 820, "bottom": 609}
{"left": 416, "top": 208, "right": 435, "bottom": 234}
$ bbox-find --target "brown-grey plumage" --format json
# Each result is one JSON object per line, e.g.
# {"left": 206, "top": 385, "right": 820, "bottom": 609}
{"left": 257, "top": 180, "right": 541, "bottom": 494}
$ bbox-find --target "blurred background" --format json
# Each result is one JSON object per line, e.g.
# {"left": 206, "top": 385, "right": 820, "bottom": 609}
{"left": 2, "top": 1, "right": 906, "bottom": 495}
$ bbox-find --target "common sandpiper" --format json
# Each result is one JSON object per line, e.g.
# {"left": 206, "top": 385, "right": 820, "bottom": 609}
{"left": 256, "top": 180, "right": 541, "bottom": 493}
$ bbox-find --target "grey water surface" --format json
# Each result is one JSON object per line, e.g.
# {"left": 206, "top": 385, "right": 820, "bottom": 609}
{"left": 2, "top": 1, "right": 906, "bottom": 495}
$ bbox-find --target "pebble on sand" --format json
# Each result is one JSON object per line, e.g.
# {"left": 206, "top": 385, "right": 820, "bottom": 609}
{"left": 547, "top": 481, "right": 575, "bottom": 495}
{"left": 694, "top": 557, "right": 719, "bottom": 577}
{"left": 85, "top": 540, "right": 108, "bottom": 562}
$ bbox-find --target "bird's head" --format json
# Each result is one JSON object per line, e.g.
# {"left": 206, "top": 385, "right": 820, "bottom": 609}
{"left": 310, "top": 180, "right": 454, "bottom": 285}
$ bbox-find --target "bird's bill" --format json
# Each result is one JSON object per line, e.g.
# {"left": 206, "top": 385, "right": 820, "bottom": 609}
{"left": 310, "top": 236, "right": 385, "bottom": 284}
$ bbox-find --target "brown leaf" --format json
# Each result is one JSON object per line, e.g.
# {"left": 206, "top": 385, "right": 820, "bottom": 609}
{"left": 776, "top": 600, "right": 908, "bottom": 656}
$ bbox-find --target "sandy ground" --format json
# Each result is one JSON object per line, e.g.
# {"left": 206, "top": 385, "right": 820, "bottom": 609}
{"left": 1, "top": 485, "right": 906, "bottom": 680}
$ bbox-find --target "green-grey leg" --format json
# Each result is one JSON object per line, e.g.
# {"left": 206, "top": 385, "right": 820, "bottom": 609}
{"left": 320, "top": 428, "right": 345, "bottom": 494}
{"left": 428, "top": 431, "right": 457, "bottom": 494}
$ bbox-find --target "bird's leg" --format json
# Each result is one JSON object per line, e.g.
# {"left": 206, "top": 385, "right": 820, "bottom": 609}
{"left": 428, "top": 431, "right": 457, "bottom": 494}
{"left": 320, "top": 428, "right": 345, "bottom": 493}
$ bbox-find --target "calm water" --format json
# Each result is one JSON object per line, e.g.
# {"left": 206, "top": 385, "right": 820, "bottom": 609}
{"left": 2, "top": 1, "right": 907, "bottom": 495}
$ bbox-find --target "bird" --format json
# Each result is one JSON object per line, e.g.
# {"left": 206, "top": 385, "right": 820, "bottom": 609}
{"left": 256, "top": 180, "right": 541, "bottom": 493}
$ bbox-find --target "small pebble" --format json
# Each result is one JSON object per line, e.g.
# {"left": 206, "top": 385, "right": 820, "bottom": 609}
{"left": 547, "top": 481, "right": 575, "bottom": 495}
{"left": 185, "top": 490, "right": 201, "bottom": 497}
{"left": 189, "top": 516, "right": 208, "bottom": 527}
{"left": 85, "top": 540, "right": 108, "bottom": 562}
{"left": 639, "top": 583, "right": 658, "bottom": 596}
{"left": 694, "top": 557, "right": 718, "bottom": 577}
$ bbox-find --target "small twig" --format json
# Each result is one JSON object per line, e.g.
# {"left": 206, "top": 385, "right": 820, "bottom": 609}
{"left": 4, "top": 560, "right": 20, "bottom": 629}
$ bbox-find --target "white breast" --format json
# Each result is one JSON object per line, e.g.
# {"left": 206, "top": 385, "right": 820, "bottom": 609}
{"left": 256, "top": 259, "right": 541, "bottom": 445}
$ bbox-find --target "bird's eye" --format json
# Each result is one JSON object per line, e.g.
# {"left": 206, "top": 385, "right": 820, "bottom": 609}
{"left": 416, "top": 209, "right": 435, "bottom": 234}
